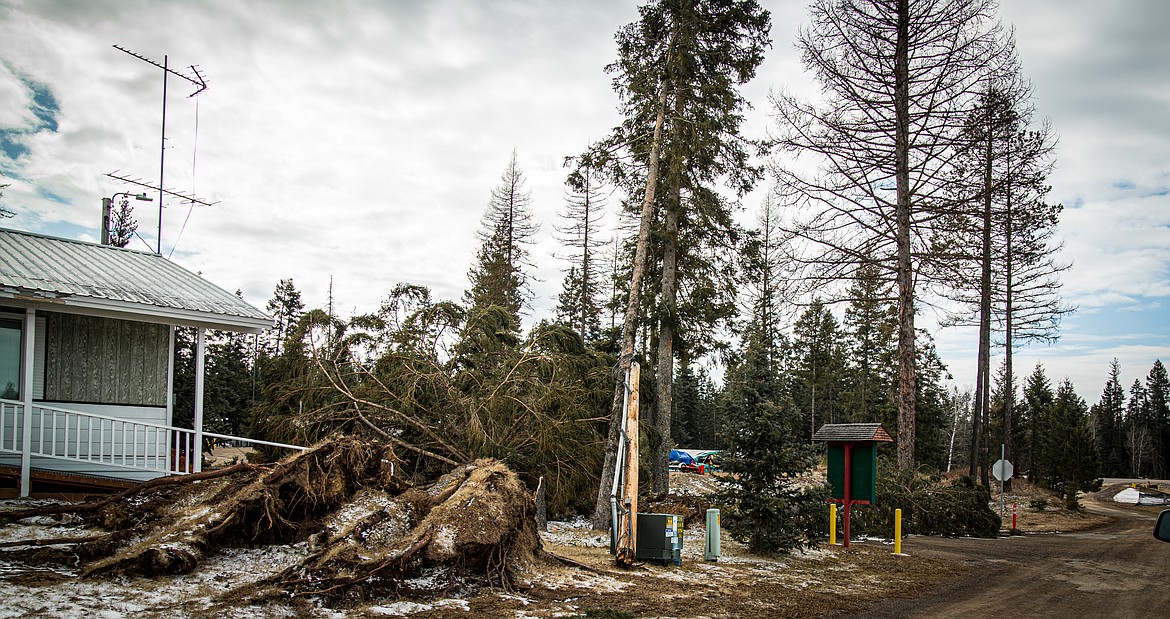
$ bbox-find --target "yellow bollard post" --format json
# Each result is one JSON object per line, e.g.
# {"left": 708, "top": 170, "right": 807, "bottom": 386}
{"left": 830, "top": 504, "right": 837, "bottom": 545}
{"left": 894, "top": 508, "right": 902, "bottom": 555}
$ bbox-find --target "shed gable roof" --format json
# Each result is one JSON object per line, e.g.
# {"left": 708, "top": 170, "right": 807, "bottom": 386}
{"left": 0, "top": 227, "right": 270, "bottom": 332}
{"left": 811, "top": 423, "right": 894, "bottom": 443}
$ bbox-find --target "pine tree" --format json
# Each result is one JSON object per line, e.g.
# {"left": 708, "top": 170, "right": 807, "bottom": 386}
{"left": 108, "top": 195, "right": 138, "bottom": 248}
{"left": 671, "top": 362, "right": 701, "bottom": 448}
{"left": 913, "top": 330, "right": 953, "bottom": 470}
{"left": 842, "top": 260, "right": 897, "bottom": 426}
{"left": 466, "top": 150, "right": 539, "bottom": 333}
{"left": 1146, "top": 360, "right": 1170, "bottom": 478}
{"left": 589, "top": 0, "right": 772, "bottom": 520}
{"left": 205, "top": 329, "right": 254, "bottom": 436}
{"left": 1037, "top": 379, "right": 1101, "bottom": 504}
{"left": 264, "top": 279, "right": 305, "bottom": 357}
{"left": 1020, "top": 364, "right": 1054, "bottom": 482}
{"left": 716, "top": 313, "right": 823, "bottom": 554}
{"left": 1091, "top": 359, "right": 1127, "bottom": 477}
{"left": 938, "top": 43, "right": 1068, "bottom": 486}
{"left": 0, "top": 176, "right": 12, "bottom": 218}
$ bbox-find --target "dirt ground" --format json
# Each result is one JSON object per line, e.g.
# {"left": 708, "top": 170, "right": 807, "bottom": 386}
{"left": 849, "top": 485, "right": 1170, "bottom": 618}
{"left": 0, "top": 475, "right": 1163, "bottom": 618}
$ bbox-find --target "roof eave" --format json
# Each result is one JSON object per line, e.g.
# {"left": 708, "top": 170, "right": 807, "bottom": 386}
{"left": 2, "top": 294, "right": 271, "bottom": 334}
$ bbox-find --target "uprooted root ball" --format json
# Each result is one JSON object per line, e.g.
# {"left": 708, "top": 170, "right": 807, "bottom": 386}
{"left": 0, "top": 437, "right": 545, "bottom": 601}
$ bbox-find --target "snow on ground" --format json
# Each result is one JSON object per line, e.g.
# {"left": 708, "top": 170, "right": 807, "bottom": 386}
{"left": 1115, "top": 487, "right": 1141, "bottom": 504}
{"left": 1113, "top": 487, "right": 1170, "bottom": 506}
{"left": 0, "top": 521, "right": 314, "bottom": 619}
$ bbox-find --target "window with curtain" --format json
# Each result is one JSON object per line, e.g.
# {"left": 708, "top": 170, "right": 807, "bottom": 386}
{"left": 0, "top": 318, "right": 20, "bottom": 400}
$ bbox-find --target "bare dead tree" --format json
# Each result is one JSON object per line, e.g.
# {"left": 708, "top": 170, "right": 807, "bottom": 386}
{"left": 933, "top": 30, "right": 1071, "bottom": 486}
{"left": 772, "top": 0, "right": 1002, "bottom": 470}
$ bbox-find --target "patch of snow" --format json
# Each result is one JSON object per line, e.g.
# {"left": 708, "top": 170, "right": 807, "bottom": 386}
{"left": 431, "top": 526, "right": 456, "bottom": 557}
{"left": 1113, "top": 487, "right": 1170, "bottom": 505}
{"left": 1114, "top": 487, "right": 1140, "bottom": 504}
{"left": 541, "top": 519, "right": 609, "bottom": 548}
{"left": 369, "top": 598, "right": 469, "bottom": 616}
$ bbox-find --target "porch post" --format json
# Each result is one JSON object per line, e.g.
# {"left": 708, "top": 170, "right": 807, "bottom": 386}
{"left": 166, "top": 326, "right": 175, "bottom": 428}
{"left": 19, "top": 308, "right": 36, "bottom": 497}
{"left": 194, "top": 328, "right": 205, "bottom": 473}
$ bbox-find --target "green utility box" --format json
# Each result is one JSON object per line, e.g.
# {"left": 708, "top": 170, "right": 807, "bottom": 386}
{"left": 636, "top": 513, "right": 683, "bottom": 565}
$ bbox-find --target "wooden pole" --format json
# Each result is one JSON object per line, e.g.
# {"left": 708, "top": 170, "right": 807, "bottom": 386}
{"left": 617, "top": 363, "right": 640, "bottom": 565}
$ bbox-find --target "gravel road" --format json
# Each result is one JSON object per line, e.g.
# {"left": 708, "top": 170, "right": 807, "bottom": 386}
{"left": 850, "top": 494, "right": 1170, "bottom": 618}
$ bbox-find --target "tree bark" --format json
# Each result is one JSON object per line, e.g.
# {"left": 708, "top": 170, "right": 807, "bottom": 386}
{"left": 893, "top": 0, "right": 917, "bottom": 471}
{"left": 591, "top": 80, "right": 668, "bottom": 529}
{"left": 1003, "top": 138, "right": 1014, "bottom": 491}
{"left": 654, "top": 171, "right": 681, "bottom": 495}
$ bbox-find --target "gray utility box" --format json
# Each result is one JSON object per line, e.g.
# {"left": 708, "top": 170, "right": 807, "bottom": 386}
{"left": 636, "top": 513, "right": 683, "bottom": 565}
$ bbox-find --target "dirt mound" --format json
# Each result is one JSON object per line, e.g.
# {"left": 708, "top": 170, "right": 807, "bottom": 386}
{"left": 0, "top": 438, "right": 544, "bottom": 601}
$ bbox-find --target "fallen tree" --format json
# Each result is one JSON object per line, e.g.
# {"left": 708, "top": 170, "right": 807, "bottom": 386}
{"left": 0, "top": 437, "right": 546, "bottom": 600}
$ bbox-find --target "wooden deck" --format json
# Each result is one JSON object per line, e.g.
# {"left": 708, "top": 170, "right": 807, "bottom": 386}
{"left": 0, "top": 465, "right": 136, "bottom": 501}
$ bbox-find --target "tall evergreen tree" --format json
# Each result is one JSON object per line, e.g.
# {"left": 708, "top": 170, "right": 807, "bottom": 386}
{"left": 466, "top": 149, "right": 539, "bottom": 332}
{"left": 913, "top": 330, "right": 953, "bottom": 470}
{"left": 0, "top": 177, "right": 12, "bottom": 218}
{"left": 1020, "top": 363, "right": 1054, "bottom": 481}
{"left": 205, "top": 329, "right": 254, "bottom": 437}
{"left": 1035, "top": 379, "right": 1101, "bottom": 502}
{"left": 1146, "top": 360, "right": 1170, "bottom": 478}
{"left": 1091, "top": 359, "right": 1127, "bottom": 477}
{"left": 264, "top": 279, "right": 305, "bottom": 357}
{"left": 589, "top": 0, "right": 772, "bottom": 519}
{"left": 716, "top": 303, "right": 823, "bottom": 554}
{"left": 938, "top": 36, "right": 1068, "bottom": 486}
{"left": 841, "top": 261, "right": 897, "bottom": 426}
{"left": 108, "top": 195, "right": 139, "bottom": 249}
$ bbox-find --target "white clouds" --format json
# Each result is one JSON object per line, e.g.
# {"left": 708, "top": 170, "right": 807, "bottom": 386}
{"left": 0, "top": 0, "right": 1167, "bottom": 401}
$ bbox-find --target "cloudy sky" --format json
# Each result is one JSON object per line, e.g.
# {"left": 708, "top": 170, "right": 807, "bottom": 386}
{"left": 1, "top": 0, "right": 1167, "bottom": 403}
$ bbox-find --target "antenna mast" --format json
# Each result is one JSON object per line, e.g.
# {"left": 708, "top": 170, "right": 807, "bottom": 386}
{"left": 111, "top": 44, "right": 211, "bottom": 255}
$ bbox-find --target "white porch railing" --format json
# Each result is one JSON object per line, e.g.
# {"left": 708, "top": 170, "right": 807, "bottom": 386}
{"left": 0, "top": 399, "right": 306, "bottom": 479}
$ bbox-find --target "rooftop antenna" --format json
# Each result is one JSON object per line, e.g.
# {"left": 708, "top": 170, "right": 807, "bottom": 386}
{"left": 110, "top": 44, "right": 211, "bottom": 255}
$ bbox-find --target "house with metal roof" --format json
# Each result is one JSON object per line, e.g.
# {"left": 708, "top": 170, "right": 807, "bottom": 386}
{"left": 0, "top": 227, "right": 302, "bottom": 496}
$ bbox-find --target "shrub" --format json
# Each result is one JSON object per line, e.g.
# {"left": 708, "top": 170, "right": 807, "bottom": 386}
{"left": 849, "top": 462, "right": 999, "bottom": 539}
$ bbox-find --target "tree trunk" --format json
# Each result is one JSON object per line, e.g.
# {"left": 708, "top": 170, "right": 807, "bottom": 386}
{"left": 893, "top": 0, "right": 917, "bottom": 471}
{"left": 1003, "top": 138, "right": 1014, "bottom": 492}
{"left": 653, "top": 165, "right": 681, "bottom": 496}
{"left": 970, "top": 352, "right": 985, "bottom": 478}
{"left": 978, "top": 87, "right": 995, "bottom": 491}
{"left": 591, "top": 81, "right": 668, "bottom": 529}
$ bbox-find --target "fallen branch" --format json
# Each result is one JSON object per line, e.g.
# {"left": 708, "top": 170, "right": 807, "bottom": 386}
{"left": 545, "top": 550, "right": 601, "bottom": 573}
{"left": 355, "top": 408, "right": 460, "bottom": 467}
{"left": 0, "top": 535, "right": 106, "bottom": 549}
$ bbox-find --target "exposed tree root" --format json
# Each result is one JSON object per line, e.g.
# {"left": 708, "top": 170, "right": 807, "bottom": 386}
{"left": 0, "top": 437, "right": 547, "bottom": 601}
{"left": 239, "top": 458, "right": 544, "bottom": 601}
{"left": 0, "top": 463, "right": 254, "bottom": 524}
{"left": 79, "top": 436, "right": 400, "bottom": 578}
